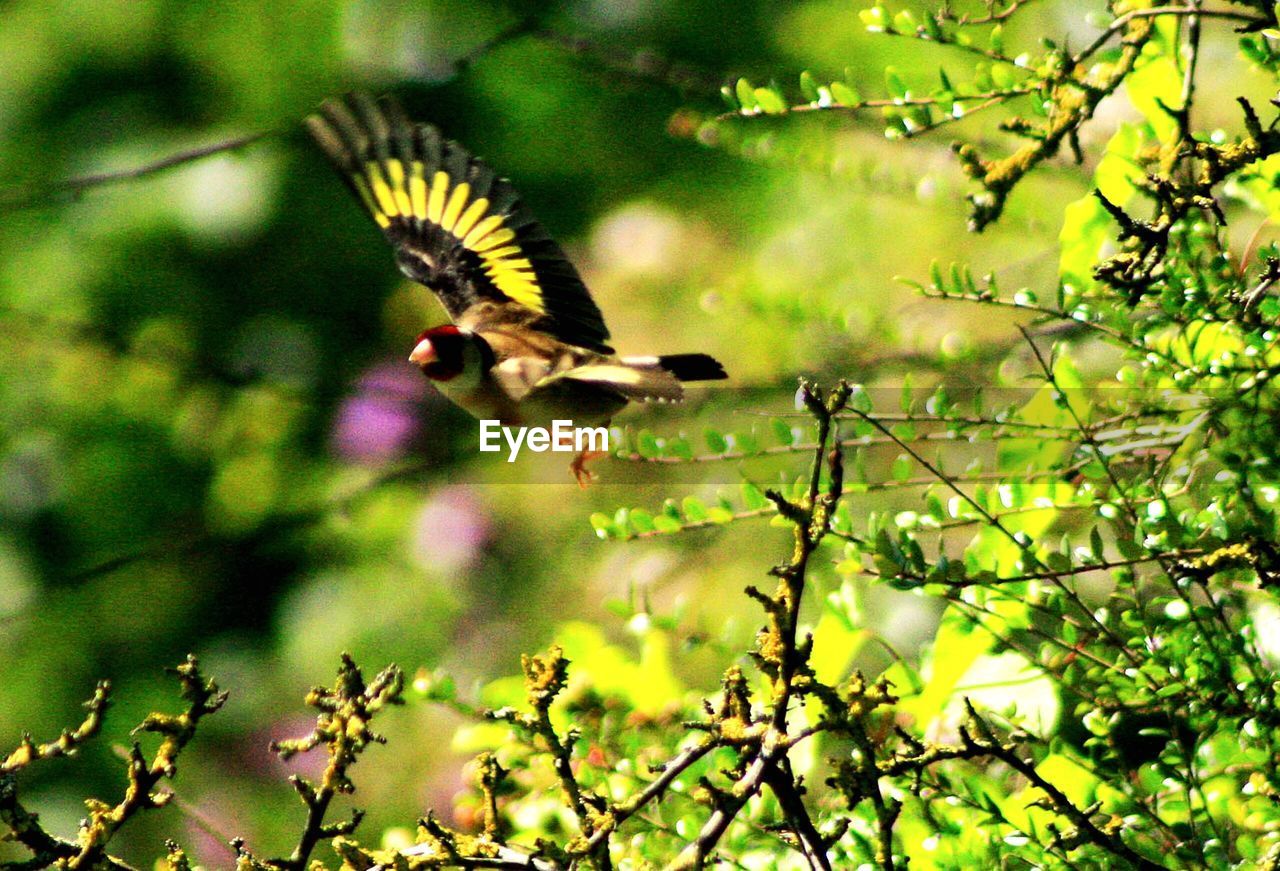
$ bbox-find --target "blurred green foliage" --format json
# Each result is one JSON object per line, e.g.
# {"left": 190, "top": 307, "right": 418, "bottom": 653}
{"left": 0, "top": 0, "right": 986, "bottom": 859}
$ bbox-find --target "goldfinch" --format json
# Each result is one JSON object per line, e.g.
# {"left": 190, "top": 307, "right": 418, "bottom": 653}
{"left": 306, "top": 93, "right": 726, "bottom": 483}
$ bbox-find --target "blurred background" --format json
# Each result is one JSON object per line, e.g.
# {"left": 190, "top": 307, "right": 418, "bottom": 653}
{"left": 3, "top": 0, "right": 1242, "bottom": 862}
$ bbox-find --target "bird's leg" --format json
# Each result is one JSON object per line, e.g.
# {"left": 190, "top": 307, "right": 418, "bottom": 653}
{"left": 555, "top": 424, "right": 608, "bottom": 488}
{"left": 569, "top": 449, "right": 606, "bottom": 488}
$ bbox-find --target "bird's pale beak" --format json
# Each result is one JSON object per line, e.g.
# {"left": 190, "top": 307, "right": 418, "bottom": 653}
{"left": 409, "top": 338, "right": 437, "bottom": 366}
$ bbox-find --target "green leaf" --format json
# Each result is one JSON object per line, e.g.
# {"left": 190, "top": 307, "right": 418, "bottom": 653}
{"left": 667, "top": 435, "right": 694, "bottom": 460}
{"left": 892, "top": 454, "right": 913, "bottom": 482}
{"left": 989, "top": 24, "right": 1005, "bottom": 56}
{"left": 629, "top": 509, "right": 655, "bottom": 535}
{"left": 990, "top": 62, "right": 1018, "bottom": 89}
{"left": 653, "top": 514, "right": 681, "bottom": 534}
{"left": 734, "top": 430, "right": 760, "bottom": 455}
{"left": 973, "top": 62, "right": 994, "bottom": 91}
{"left": 898, "top": 606, "right": 995, "bottom": 726}
{"left": 830, "top": 80, "right": 861, "bottom": 105}
{"left": 771, "top": 417, "right": 795, "bottom": 446}
{"left": 1058, "top": 193, "right": 1114, "bottom": 293}
{"left": 811, "top": 610, "right": 869, "bottom": 684}
{"left": 1125, "top": 49, "right": 1183, "bottom": 142}
{"left": 799, "top": 70, "right": 820, "bottom": 103}
{"left": 741, "top": 480, "right": 769, "bottom": 511}
{"left": 637, "top": 430, "right": 660, "bottom": 459}
{"left": 1116, "top": 535, "right": 1144, "bottom": 561}
{"left": 859, "top": 5, "right": 888, "bottom": 31}
{"left": 929, "top": 260, "right": 944, "bottom": 290}
{"left": 590, "top": 512, "right": 620, "bottom": 540}
{"left": 923, "top": 14, "right": 944, "bottom": 41}
{"left": 754, "top": 86, "right": 787, "bottom": 114}
{"left": 1034, "top": 755, "right": 1100, "bottom": 809}
{"left": 682, "top": 496, "right": 708, "bottom": 523}
{"left": 704, "top": 427, "right": 728, "bottom": 454}
{"left": 885, "top": 66, "right": 908, "bottom": 98}
{"left": 1095, "top": 123, "right": 1143, "bottom": 206}
{"left": 707, "top": 506, "right": 735, "bottom": 524}
{"left": 416, "top": 669, "right": 457, "bottom": 702}
{"left": 849, "top": 384, "right": 872, "bottom": 413}
{"left": 890, "top": 422, "right": 917, "bottom": 442}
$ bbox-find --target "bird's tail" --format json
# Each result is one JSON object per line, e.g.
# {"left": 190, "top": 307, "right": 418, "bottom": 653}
{"left": 543, "top": 354, "right": 725, "bottom": 405}
{"left": 628, "top": 353, "right": 728, "bottom": 383}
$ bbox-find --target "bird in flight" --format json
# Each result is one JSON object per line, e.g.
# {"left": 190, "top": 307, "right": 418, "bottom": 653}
{"left": 306, "top": 93, "right": 726, "bottom": 484}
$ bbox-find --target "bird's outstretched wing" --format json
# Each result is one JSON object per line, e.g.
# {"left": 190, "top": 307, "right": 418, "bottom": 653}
{"left": 306, "top": 92, "right": 613, "bottom": 353}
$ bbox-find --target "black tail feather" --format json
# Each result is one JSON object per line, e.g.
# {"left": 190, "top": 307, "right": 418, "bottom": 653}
{"left": 656, "top": 353, "right": 727, "bottom": 382}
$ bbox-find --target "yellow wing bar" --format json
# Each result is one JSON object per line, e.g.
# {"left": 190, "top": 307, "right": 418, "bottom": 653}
{"left": 358, "top": 158, "right": 544, "bottom": 314}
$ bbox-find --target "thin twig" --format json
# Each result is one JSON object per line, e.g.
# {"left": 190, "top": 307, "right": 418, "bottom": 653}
{"left": 0, "top": 132, "right": 273, "bottom": 212}
{"left": 0, "top": 17, "right": 541, "bottom": 215}
{"left": 1072, "top": 5, "right": 1263, "bottom": 67}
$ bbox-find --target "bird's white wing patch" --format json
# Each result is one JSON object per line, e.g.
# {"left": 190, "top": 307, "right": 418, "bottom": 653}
{"left": 540, "top": 363, "right": 684, "bottom": 402}
{"left": 492, "top": 356, "right": 555, "bottom": 401}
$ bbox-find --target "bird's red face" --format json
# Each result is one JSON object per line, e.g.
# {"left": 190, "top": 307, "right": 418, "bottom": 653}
{"left": 409, "top": 325, "right": 469, "bottom": 381}
{"left": 410, "top": 325, "right": 496, "bottom": 387}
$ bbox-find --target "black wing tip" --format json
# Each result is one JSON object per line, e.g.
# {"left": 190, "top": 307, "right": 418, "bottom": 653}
{"left": 307, "top": 93, "right": 497, "bottom": 203}
{"left": 657, "top": 353, "right": 728, "bottom": 382}
{"left": 305, "top": 92, "right": 425, "bottom": 154}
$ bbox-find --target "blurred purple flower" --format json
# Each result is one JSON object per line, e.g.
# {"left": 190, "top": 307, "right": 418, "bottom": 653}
{"left": 332, "top": 362, "right": 428, "bottom": 464}
{"left": 412, "top": 486, "right": 490, "bottom": 573}
{"left": 183, "top": 804, "right": 238, "bottom": 866}
{"left": 249, "top": 714, "right": 331, "bottom": 781}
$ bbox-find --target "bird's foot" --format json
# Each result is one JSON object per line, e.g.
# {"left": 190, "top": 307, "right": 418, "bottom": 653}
{"left": 570, "top": 450, "right": 605, "bottom": 489}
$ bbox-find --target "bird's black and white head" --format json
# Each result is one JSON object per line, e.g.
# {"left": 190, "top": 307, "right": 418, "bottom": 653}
{"left": 408, "top": 325, "right": 493, "bottom": 388}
